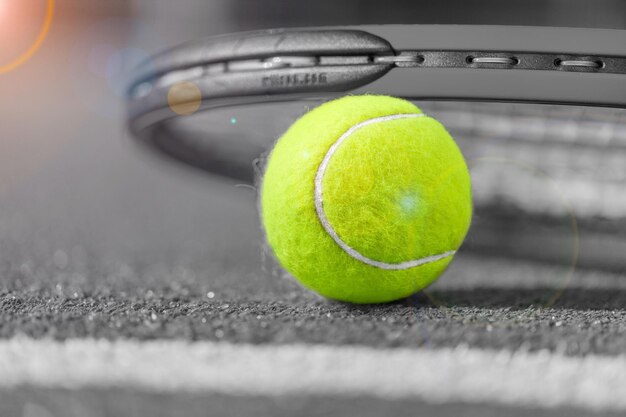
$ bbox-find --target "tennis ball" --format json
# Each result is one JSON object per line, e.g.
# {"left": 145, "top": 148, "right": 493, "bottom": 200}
{"left": 261, "top": 95, "right": 472, "bottom": 304}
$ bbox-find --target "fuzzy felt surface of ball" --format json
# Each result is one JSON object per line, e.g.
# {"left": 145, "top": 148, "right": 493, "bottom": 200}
{"left": 261, "top": 95, "right": 472, "bottom": 304}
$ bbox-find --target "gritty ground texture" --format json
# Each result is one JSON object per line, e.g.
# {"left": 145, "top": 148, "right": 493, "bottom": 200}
{"left": 1, "top": 255, "right": 626, "bottom": 356}
{"left": 2, "top": 250, "right": 626, "bottom": 416}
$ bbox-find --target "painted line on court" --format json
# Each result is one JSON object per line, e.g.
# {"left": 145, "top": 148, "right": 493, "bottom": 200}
{"left": 0, "top": 338, "right": 625, "bottom": 411}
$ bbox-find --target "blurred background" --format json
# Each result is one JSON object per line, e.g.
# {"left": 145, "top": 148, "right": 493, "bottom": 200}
{"left": 2, "top": 0, "right": 626, "bottom": 301}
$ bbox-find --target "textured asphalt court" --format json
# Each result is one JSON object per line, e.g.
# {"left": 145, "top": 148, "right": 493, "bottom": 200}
{"left": 2, "top": 220, "right": 626, "bottom": 417}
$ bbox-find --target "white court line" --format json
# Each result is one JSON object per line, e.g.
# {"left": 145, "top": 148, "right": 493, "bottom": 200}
{"left": 0, "top": 338, "right": 625, "bottom": 411}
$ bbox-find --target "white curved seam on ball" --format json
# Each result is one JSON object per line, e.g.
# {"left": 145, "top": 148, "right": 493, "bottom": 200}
{"left": 314, "top": 113, "right": 456, "bottom": 271}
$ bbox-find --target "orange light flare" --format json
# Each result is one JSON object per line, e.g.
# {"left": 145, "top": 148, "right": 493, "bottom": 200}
{"left": 0, "top": 0, "right": 54, "bottom": 74}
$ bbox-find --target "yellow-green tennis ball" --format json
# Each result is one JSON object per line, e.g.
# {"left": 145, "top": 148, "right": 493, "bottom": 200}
{"left": 261, "top": 95, "right": 472, "bottom": 304}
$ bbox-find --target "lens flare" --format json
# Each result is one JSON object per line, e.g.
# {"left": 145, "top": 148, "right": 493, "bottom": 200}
{"left": 168, "top": 81, "right": 202, "bottom": 116}
{"left": 0, "top": 0, "right": 54, "bottom": 74}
